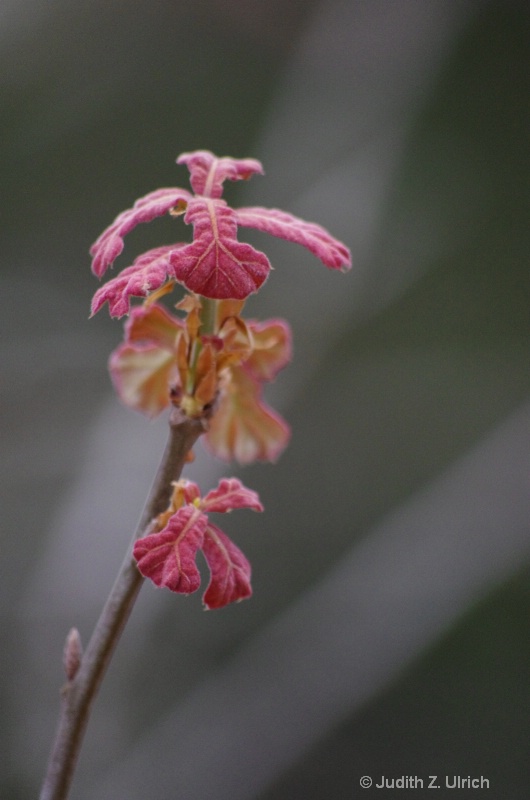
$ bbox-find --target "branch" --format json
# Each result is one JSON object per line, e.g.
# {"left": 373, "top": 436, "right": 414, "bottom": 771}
{"left": 40, "top": 408, "right": 207, "bottom": 800}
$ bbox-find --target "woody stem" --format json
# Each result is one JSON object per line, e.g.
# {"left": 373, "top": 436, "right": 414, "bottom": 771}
{"left": 40, "top": 408, "right": 207, "bottom": 800}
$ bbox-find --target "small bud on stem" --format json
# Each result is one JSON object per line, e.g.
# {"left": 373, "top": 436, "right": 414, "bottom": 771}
{"left": 62, "top": 628, "right": 82, "bottom": 682}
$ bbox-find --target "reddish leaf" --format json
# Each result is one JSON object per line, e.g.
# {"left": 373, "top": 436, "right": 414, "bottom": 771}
{"left": 201, "top": 478, "right": 264, "bottom": 514}
{"left": 91, "top": 151, "right": 351, "bottom": 317}
{"left": 234, "top": 206, "right": 352, "bottom": 271}
{"left": 202, "top": 524, "right": 252, "bottom": 609}
{"left": 91, "top": 245, "right": 180, "bottom": 318}
{"left": 133, "top": 506, "right": 207, "bottom": 594}
{"left": 177, "top": 150, "right": 263, "bottom": 199}
{"left": 90, "top": 187, "right": 191, "bottom": 278}
{"left": 178, "top": 479, "right": 202, "bottom": 506}
{"left": 170, "top": 198, "right": 271, "bottom": 299}
{"left": 205, "top": 366, "right": 290, "bottom": 464}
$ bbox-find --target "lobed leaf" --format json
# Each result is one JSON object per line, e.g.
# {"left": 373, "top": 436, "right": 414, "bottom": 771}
{"left": 202, "top": 524, "right": 252, "bottom": 609}
{"left": 234, "top": 206, "right": 352, "bottom": 271}
{"left": 133, "top": 506, "right": 208, "bottom": 595}
{"left": 90, "top": 187, "right": 191, "bottom": 278}
{"left": 177, "top": 150, "right": 263, "bottom": 199}
{"left": 170, "top": 198, "right": 271, "bottom": 299}
{"left": 90, "top": 245, "right": 179, "bottom": 318}
{"left": 201, "top": 478, "right": 264, "bottom": 514}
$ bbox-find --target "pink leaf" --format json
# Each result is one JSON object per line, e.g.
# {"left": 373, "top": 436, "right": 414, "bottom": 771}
{"left": 123, "top": 303, "right": 183, "bottom": 348}
{"left": 177, "top": 150, "right": 263, "bottom": 199}
{"left": 90, "top": 188, "right": 191, "bottom": 278}
{"left": 108, "top": 303, "right": 184, "bottom": 416}
{"left": 201, "top": 478, "right": 263, "bottom": 514}
{"left": 246, "top": 319, "right": 292, "bottom": 382}
{"left": 205, "top": 366, "right": 290, "bottom": 464}
{"left": 234, "top": 206, "right": 352, "bottom": 271}
{"left": 133, "top": 506, "right": 207, "bottom": 594}
{"left": 109, "top": 342, "right": 176, "bottom": 417}
{"left": 202, "top": 524, "right": 252, "bottom": 609}
{"left": 90, "top": 245, "right": 180, "bottom": 317}
{"left": 175, "top": 479, "right": 202, "bottom": 507}
{"left": 170, "top": 198, "right": 271, "bottom": 299}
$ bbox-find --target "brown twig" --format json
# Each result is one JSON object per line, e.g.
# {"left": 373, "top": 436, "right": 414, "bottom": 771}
{"left": 40, "top": 408, "right": 207, "bottom": 800}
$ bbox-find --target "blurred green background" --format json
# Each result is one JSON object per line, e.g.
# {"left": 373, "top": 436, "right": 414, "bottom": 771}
{"left": 1, "top": 1, "right": 529, "bottom": 798}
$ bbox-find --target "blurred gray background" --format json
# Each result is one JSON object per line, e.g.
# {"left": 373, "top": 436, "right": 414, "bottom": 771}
{"left": 1, "top": 1, "right": 529, "bottom": 798}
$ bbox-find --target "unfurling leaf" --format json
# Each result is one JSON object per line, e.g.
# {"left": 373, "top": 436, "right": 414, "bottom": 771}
{"left": 201, "top": 478, "right": 264, "bottom": 514}
{"left": 177, "top": 150, "right": 263, "bottom": 199}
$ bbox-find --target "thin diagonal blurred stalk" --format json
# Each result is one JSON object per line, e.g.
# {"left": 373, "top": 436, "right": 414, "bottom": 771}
{"left": 40, "top": 409, "right": 206, "bottom": 800}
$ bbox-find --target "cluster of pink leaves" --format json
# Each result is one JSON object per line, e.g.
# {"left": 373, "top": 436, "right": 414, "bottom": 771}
{"left": 108, "top": 302, "right": 292, "bottom": 464}
{"left": 91, "top": 150, "right": 351, "bottom": 608}
{"left": 133, "top": 478, "right": 263, "bottom": 609}
{"left": 90, "top": 150, "right": 351, "bottom": 317}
